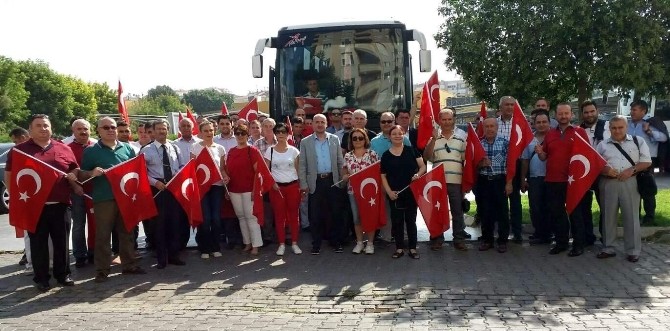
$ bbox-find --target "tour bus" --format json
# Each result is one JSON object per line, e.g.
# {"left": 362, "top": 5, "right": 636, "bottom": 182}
{"left": 252, "top": 20, "right": 431, "bottom": 130}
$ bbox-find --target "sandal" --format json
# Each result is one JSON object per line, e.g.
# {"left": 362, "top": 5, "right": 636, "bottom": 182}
{"left": 392, "top": 250, "right": 404, "bottom": 259}
{"left": 408, "top": 250, "right": 420, "bottom": 259}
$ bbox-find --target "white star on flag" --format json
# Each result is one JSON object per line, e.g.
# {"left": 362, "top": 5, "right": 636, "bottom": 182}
{"left": 19, "top": 192, "right": 29, "bottom": 202}
{"left": 435, "top": 201, "right": 441, "bottom": 210}
{"left": 568, "top": 175, "right": 575, "bottom": 185}
{"left": 368, "top": 198, "right": 376, "bottom": 206}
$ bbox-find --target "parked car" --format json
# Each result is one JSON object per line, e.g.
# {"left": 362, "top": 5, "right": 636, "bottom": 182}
{"left": 0, "top": 143, "right": 15, "bottom": 213}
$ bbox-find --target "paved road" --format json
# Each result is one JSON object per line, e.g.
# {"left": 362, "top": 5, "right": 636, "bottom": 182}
{"left": 1, "top": 237, "right": 670, "bottom": 329}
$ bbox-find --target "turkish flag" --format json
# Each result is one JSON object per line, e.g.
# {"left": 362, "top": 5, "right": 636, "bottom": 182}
{"left": 416, "top": 82, "right": 435, "bottom": 150}
{"left": 475, "top": 101, "right": 487, "bottom": 138}
{"left": 462, "top": 123, "right": 487, "bottom": 193}
{"left": 566, "top": 134, "right": 607, "bottom": 214}
{"left": 194, "top": 148, "right": 223, "bottom": 196}
{"left": 238, "top": 97, "right": 259, "bottom": 122}
{"left": 221, "top": 102, "right": 229, "bottom": 115}
{"left": 105, "top": 154, "right": 158, "bottom": 231}
{"left": 285, "top": 116, "right": 295, "bottom": 146}
{"left": 505, "top": 101, "right": 534, "bottom": 182}
{"left": 426, "top": 71, "right": 440, "bottom": 120}
{"left": 9, "top": 149, "right": 61, "bottom": 233}
{"left": 186, "top": 108, "right": 199, "bottom": 135}
{"left": 118, "top": 81, "right": 130, "bottom": 124}
{"left": 165, "top": 159, "right": 203, "bottom": 228}
{"left": 410, "top": 163, "right": 450, "bottom": 238}
{"left": 348, "top": 162, "right": 387, "bottom": 233}
{"left": 252, "top": 159, "right": 275, "bottom": 226}
{"left": 177, "top": 112, "right": 183, "bottom": 138}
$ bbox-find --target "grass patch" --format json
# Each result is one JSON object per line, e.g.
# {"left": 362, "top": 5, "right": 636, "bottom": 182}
{"left": 466, "top": 189, "right": 670, "bottom": 227}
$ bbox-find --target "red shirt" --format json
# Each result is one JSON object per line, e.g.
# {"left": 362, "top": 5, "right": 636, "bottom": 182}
{"left": 6, "top": 139, "right": 79, "bottom": 204}
{"left": 544, "top": 126, "right": 588, "bottom": 182}
{"left": 226, "top": 145, "right": 264, "bottom": 193}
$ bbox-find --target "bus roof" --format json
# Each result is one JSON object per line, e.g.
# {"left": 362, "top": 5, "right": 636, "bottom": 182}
{"left": 279, "top": 20, "right": 405, "bottom": 32}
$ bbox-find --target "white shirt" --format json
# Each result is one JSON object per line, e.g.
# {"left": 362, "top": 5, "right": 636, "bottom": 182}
{"left": 496, "top": 116, "right": 512, "bottom": 140}
{"left": 62, "top": 135, "right": 97, "bottom": 145}
{"left": 128, "top": 141, "right": 141, "bottom": 153}
{"left": 174, "top": 136, "right": 202, "bottom": 158}
{"left": 191, "top": 142, "right": 226, "bottom": 186}
{"left": 596, "top": 135, "right": 652, "bottom": 172}
{"left": 214, "top": 134, "right": 238, "bottom": 156}
{"left": 264, "top": 145, "right": 300, "bottom": 183}
{"left": 583, "top": 121, "right": 610, "bottom": 147}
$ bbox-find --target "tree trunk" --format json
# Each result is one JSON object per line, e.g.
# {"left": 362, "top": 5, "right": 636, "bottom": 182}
{"left": 577, "top": 78, "right": 589, "bottom": 121}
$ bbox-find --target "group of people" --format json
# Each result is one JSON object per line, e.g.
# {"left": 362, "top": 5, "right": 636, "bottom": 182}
{"left": 6, "top": 94, "right": 665, "bottom": 292}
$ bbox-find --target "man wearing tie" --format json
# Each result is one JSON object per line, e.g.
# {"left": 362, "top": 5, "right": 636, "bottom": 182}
{"left": 140, "top": 119, "right": 186, "bottom": 269}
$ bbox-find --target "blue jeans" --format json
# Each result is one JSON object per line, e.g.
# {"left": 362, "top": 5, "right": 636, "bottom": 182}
{"left": 196, "top": 186, "right": 224, "bottom": 254}
{"left": 70, "top": 194, "right": 90, "bottom": 259}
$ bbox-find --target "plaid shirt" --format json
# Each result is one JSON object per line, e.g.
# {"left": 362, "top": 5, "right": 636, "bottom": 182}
{"left": 480, "top": 136, "right": 509, "bottom": 175}
{"left": 254, "top": 136, "right": 277, "bottom": 157}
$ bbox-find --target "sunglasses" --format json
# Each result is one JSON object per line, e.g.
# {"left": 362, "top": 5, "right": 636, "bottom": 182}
{"left": 331, "top": 113, "right": 341, "bottom": 117}
{"left": 444, "top": 143, "right": 452, "bottom": 153}
{"left": 234, "top": 131, "right": 247, "bottom": 136}
{"left": 274, "top": 130, "right": 288, "bottom": 134}
{"left": 380, "top": 120, "right": 394, "bottom": 124}
{"left": 100, "top": 125, "right": 117, "bottom": 130}
{"left": 351, "top": 136, "right": 366, "bottom": 142}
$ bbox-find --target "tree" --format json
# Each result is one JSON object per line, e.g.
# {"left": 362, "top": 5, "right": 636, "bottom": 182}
{"left": 63, "top": 76, "right": 98, "bottom": 125}
{"left": 0, "top": 56, "right": 30, "bottom": 134}
{"left": 91, "top": 82, "right": 118, "bottom": 115}
{"left": 147, "top": 85, "right": 178, "bottom": 99}
{"left": 436, "top": 0, "right": 668, "bottom": 108}
{"left": 182, "top": 88, "right": 235, "bottom": 114}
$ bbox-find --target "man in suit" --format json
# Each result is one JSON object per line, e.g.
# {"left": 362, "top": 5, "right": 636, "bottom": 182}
{"left": 298, "top": 114, "right": 345, "bottom": 255}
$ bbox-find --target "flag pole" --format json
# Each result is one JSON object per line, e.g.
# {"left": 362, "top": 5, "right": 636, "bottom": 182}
{"left": 330, "top": 160, "right": 381, "bottom": 187}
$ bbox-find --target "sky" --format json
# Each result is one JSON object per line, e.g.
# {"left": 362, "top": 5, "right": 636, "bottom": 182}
{"left": 0, "top": 0, "right": 460, "bottom": 96}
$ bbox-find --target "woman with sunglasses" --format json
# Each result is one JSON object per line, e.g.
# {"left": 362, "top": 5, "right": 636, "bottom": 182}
{"left": 190, "top": 120, "right": 231, "bottom": 259}
{"left": 381, "top": 125, "right": 426, "bottom": 259}
{"left": 263, "top": 123, "right": 302, "bottom": 256}
{"left": 341, "top": 128, "right": 379, "bottom": 254}
{"left": 225, "top": 124, "right": 264, "bottom": 255}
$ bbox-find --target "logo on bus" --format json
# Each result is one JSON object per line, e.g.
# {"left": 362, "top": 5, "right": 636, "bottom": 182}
{"left": 284, "top": 33, "right": 308, "bottom": 48}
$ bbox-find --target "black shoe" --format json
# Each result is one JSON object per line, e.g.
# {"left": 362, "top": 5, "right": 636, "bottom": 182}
{"left": 94, "top": 272, "right": 108, "bottom": 283}
{"left": 167, "top": 258, "right": 186, "bottom": 266}
{"left": 75, "top": 258, "right": 87, "bottom": 268}
{"left": 549, "top": 246, "right": 567, "bottom": 255}
{"left": 122, "top": 267, "right": 147, "bottom": 275}
{"left": 463, "top": 232, "right": 472, "bottom": 239}
{"left": 310, "top": 248, "right": 320, "bottom": 255}
{"left": 88, "top": 255, "right": 95, "bottom": 264}
{"left": 156, "top": 263, "right": 166, "bottom": 270}
{"left": 35, "top": 281, "right": 50, "bottom": 292}
{"left": 19, "top": 254, "right": 28, "bottom": 266}
{"left": 529, "top": 238, "right": 551, "bottom": 245}
{"left": 568, "top": 248, "right": 584, "bottom": 257}
{"left": 334, "top": 246, "right": 344, "bottom": 253}
{"left": 512, "top": 236, "right": 523, "bottom": 244}
{"left": 301, "top": 226, "right": 311, "bottom": 232}
{"left": 56, "top": 275, "right": 75, "bottom": 286}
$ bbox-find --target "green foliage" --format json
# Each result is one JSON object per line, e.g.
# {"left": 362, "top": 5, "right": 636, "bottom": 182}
{"left": 147, "top": 85, "right": 178, "bottom": 99}
{"left": 0, "top": 56, "right": 30, "bottom": 136}
{"left": 436, "top": 0, "right": 669, "bottom": 108}
{"left": 182, "top": 88, "right": 234, "bottom": 114}
{"left": 92, "top": 82, "right": 118, "bottom": 115}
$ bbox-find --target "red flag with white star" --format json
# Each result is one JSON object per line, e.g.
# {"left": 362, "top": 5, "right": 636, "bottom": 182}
{"left": 105, "top": 154, "right": 158, "bottom": 231}
{"left": 238, "top": 97, "right": 259, "bottom": 122}
{"left": 194, "top": 148, "right": 223, "bottom": 196}
{"left": 165, "top": 159, "right": 203, "bottom": 228}
{"left": 186, "top": 108, "right": 199, "bottom": 135}
{"left": 410, "top": 163, "right": 450, "bottom": 238}
{"left": 462, "top": 123, "right": 487, "bottom": 193}
{"left": 348, "top": 162, "right": 387, "bottom": 233}
{"left": 505, "top": 101, "right": 534, "bottom": 182}
{"left": 566, "top": 134, "right": 607, "bottom": 214}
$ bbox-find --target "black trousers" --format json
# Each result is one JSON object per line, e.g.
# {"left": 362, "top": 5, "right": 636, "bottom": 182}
{"left": 508, "top": 160, "right": 523, "bottom": 238}
{"left": 390, "top": 199, "right": 418, "bottom": 250}
{"left": 30, "top": 203, "right": 69, "bottom": 284}
{"left": 477, "top": 175, "right": 509, "bottom": 244}
{"left": 152, "top": 188, "right": 182, "bottom": 265}
{"left": 547, "top": 182, "right": 585, "bottom": 249}
{"left": 308, "top": 176, "right": 343, "bottom": 249}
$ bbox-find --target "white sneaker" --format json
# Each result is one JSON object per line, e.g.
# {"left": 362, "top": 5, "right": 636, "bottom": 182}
{"left": 365, "top": 244, "right": 375, "bottom": 255}
{"left": 201, "top": 253, "right": 210, "bottom": 259}
{"left": 276, "top": 245, "right": 285, "bottom": 256}
{"left": 352, "top": 242, "right": 364, "bottom": 254}
{"left": 212, "top": 252, "right": 222, "bottom": 258}
{"left": 24, "top": 265, "right": 33, "bottom": 275}
{"left": 292, "top": 244, "right": 302, "bottom": 255}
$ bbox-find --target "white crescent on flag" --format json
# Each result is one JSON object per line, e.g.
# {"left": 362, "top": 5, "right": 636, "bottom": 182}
{"left": 16, "top": 168, "right": 42, "bottom": 194}
{"left": 120, "top": 172, "right": 139, "bottom": 197}
{"left": 359, "top": 178, "right": 379, "bottom": 206}
{"left": 422, "top": 180, "right": 442, "bottom": 203}
{"left": 181, "top": 178, "right": 194, "bottom": 201}
{"left": 429, "top": 84, "right": 440, "bottom": 102}
{"left": 246, "top": 110, "right": 258, "bottom": 121}
{"left": 569, "top": 154, "right": 591, "bottom": 179}
{"left": 196, "top": 164, "right": 211, "bottom": 185}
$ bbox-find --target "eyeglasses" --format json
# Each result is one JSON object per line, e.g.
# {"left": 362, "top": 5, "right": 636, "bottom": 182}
{"left": 444, "top": 143, "right": 452, "bottom": 153}
{"left": 351, "top": 136, "right": 366, "bottom": 142}
{"left": 275, "top": 130, "right": 288, "bottom": 134}
{"left": 100, "top": 126, "right": 117, "bottom": 130}
{"left": 331, "top": 113, "right": 341, "bottom": 117}
{"left": 380, "top": 120, "right": 394, "bottom": 125}
{"left": 234, "top": 131, "right": 248, "bottom": 136}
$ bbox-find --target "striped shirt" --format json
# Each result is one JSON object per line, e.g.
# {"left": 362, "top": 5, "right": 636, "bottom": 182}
{"left": 480, "top": 136, "right": 509, "bottom": 175}
{"left": 497, "top": 116, "right": 512, "bottom": 140}
{"left": 431, "top": 133, "right": 465, "bottom": 184}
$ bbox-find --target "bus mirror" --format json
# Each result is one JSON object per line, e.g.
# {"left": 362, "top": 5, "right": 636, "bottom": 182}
{"left": 419, "top": 50, "right": 431, "bottom": 72}
{"left": 252, "top": 55, "right": 263, "bottom": 78}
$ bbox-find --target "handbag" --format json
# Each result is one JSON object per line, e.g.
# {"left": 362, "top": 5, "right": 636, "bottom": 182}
{"left": 611, "top": 137, "right": 657, "bottom": 196}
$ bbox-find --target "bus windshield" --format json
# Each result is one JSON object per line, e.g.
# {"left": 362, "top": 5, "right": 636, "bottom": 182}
{"left": 276, "top": 27, "right": 407, "bottom": 118}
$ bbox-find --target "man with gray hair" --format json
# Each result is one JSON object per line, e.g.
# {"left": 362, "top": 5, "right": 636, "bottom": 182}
{"left": 254, "top": 117, "right": 278, "bottom": 243}
{"left": 496, "top": 96, "right": 523, "bottom": 243}
{"left": 173, "top": 117, "right": 201, "bottom": 248}
{"left": 340, "top": 109, "right": 376, "bottom": 154}
{"left": 596, "top": 115, "right": 652, "bottom": 262}
{"left": 67, "top": 118, "right": 96, "bottom": 268}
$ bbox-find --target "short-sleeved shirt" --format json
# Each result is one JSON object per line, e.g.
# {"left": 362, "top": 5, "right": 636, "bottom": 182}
{"left": 343, "top": 149, "right": 379, "bottom": 194}
{"left": 479, "top": 136, "right": 509, "bottom": 175}
{"left": 370, "top": 133, "right": 411, "bottom": 157}
{"left": 226, "top": 146, "right": 265, "bottom": 193}
{"left": 191, "top": 142, "right": 226, "bottom": 186}
{"left": 597, "top": 135, "right": 652, "bottom": 171}
{"left": 174, "top": 136, "right": 202, "bottom": 159}
{"left": 544, "top": 126, "right": 589, "bottom": 182}
{"left": 264, "top": 145, "right": 300, "bottom": 183}
{"left": 6, "top": 139, "right": 78, "bottom": 204}
{"left": 381, "top": 146, "right": 420, "bottom": 203}
{"left": 214, "top": 134, "right": 237, "bottom": 153}
{"left": 81, "top": 141, "right": 136, "bottom": 202}
{"left": 521, "top": 138, "right": 546, "bottom": 178}
{"left": 254, "top": 136, "right": 277, "bottom": 158}
{"left": 431, "top": 133, "right": 465, "bottom": 184}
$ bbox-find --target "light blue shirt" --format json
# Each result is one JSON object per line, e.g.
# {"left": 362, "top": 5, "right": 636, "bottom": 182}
{"left": 314, "top": 136, "right": 332, "bottom": 173}
{"left": 628, "top": 119, "right": 668, "bottom": 157}
{"left": 140, "top": 140, "right": 185, "bottom": 186}
{"left": 369, "top": 133, "right": 411, "bottom": 157}
{"left": 521, "top": 138, "right": 546, "bottom": 178}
